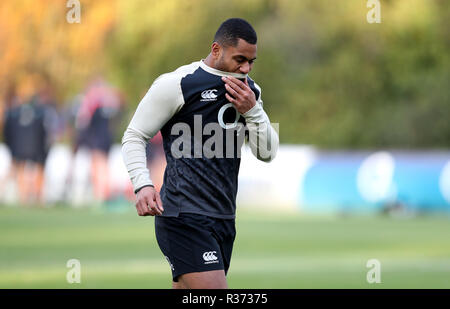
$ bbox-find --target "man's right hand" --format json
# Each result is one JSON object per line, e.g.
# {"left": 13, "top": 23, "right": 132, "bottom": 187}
{"left": 135, "top": 186, "right": 164, "bottom": 216}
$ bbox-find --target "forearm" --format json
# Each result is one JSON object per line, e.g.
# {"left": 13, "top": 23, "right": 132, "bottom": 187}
{"left": 243, "top": 103, "right": 279, "bottom": 162}
{"left": 121, "top": 127, "right": 153, "bottom": 193}
{"left": 121, "top": 73, "right": 185, "bottom": 192}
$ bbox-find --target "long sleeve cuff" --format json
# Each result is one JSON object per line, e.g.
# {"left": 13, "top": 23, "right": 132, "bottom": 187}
{"left": 242, "top": 102, "right": 268, "bottom": 123}
{"left": 242, "top": 103, "right": 279, "bottom": 162}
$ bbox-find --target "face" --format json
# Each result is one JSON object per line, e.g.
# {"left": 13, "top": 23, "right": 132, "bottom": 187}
{"left": 212, "top": 38, "right": 257, "bottom": 75}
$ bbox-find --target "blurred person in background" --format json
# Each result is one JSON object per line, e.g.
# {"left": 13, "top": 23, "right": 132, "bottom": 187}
{"left": 2, "top": 77, "right": 59, "bottom": 206}
{"left": 75, "top": 77, "right": 122, "bottom": 204}
{"left": 0, "top": 83, "right": 21, "bottom": 202}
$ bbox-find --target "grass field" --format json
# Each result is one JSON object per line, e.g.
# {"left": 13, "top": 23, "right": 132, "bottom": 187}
{"left": 1, "top": 205, "right": 450, "bottom": 289}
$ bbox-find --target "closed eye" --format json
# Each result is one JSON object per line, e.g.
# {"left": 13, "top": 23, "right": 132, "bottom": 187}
{"left": 233, "top": 56, "right": 257, "bottom": 66}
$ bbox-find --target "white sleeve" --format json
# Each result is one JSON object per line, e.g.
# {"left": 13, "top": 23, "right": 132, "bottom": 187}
{"left": 242, "top": 87, "right": 279, "bottom": 162}
{"left": 121, "top": 74, "right": 184, "bottom": 192}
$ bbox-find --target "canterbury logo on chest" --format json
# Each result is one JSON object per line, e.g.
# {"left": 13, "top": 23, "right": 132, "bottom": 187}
{"left": 200, "top": 89, "right": 218, "bottom": 102}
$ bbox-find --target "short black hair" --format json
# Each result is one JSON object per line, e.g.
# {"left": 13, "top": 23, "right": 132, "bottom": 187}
{"left": 214, "top": 18, "right": 257, "bottom": 47}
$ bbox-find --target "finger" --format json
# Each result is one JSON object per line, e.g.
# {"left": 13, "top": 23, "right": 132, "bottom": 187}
{"left": 224, "top": 79, "right": 243, "bottom": 95}
{"left": 147, "top": 196, "right": 162, "bottom": 216}
{"left": 155, "top": 193, "right": 164, "bottom": 213}
{"left": 135, "top": 204, "right": 143, "bottom": 216}
{"left": 150, "top": 196, "right": 162, "bottom": 215}
{"left": 225, "top": 93, "right": 238, "bottom": 105}
{"left": 145, "top": 204, "right": 158, "bottom": 216}
{"left": 136, "top": 202, "right": 149, "bottom": 216}
{"left": 146, "top": 205, "right": 157, "bottom": 216}
{"left": 138, "top": 197, "right": 155, "bottom": 216}
{"left": 143, "top": 201, "right": 155, "bottom": 216}
{"left": 223, "top": 76, "right": 245, "bottom": 94}
{"left": 224, "top": 83, "right": 243, "bottom": 101}
{"left": 142, "top": 200, "right": 156, "bottom": 216}
{"left": 228, "top": 76, "right": 247, "bottom": 90}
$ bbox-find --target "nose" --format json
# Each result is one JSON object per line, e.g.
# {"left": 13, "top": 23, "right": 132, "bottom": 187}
{"left": 239, "top": 62, "right": 251, "bottom": 74}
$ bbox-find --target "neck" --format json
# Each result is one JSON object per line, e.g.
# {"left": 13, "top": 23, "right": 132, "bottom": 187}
{"left": 204, "top": 54, "right": 216, "bottom": 69}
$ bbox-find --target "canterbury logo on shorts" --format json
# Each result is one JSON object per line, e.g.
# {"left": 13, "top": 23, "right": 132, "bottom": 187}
{"left": 202, "top": 251, "right": 219, "bottom": 264}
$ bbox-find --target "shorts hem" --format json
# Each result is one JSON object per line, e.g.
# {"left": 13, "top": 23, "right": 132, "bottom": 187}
{"left": 177, "top": 210, "right": 235, "bottom": 220}
{"left": 172, "top": 266, "right": 226, "bottom": 282}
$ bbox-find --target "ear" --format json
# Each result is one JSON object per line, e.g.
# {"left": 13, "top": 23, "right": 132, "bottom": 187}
{"left": 211, "top": 42, "right": 221, "bottom": 59}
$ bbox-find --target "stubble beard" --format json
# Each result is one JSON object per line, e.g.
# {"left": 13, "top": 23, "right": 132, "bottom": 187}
{"left": 215, "top": 54, "right": 229, "bottom": 72}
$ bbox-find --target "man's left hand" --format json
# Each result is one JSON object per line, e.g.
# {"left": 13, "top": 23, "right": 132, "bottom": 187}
{"left": 222, "top": 76, "right": 256, "bottom": 114}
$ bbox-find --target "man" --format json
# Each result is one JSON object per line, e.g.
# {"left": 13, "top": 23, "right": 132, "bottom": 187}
{"left": 3, "top": 88, "right": 55, "bottom": 205}
{"left": 75, "top": 78, "right": 122, "bottom": 203}
{"left": 122, "top": 18, "right": 278, "bottom": 289}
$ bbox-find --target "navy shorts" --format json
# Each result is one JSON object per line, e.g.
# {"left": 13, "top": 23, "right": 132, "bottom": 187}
{"left": 155, "top": 213, "right": 236, "bottom": 282}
